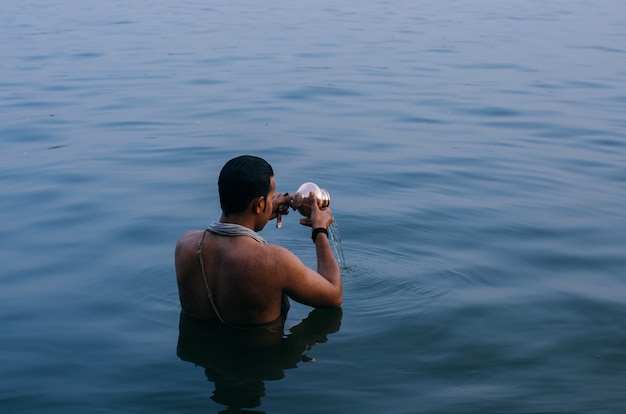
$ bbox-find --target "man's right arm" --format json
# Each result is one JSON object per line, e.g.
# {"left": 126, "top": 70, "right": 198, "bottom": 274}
{"left": 280, "top": 193, "right": 342, "bottom": 308}
{"left": 279, "top": 244, "right": 342, "bottom": 308}
{"left": 312, "top": 228, "right": 342, "bottom": 305}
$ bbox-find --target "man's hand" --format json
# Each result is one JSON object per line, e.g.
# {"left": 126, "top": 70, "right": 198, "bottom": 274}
{"left": 272, "top": 192, "right": 291, "bottom": 227}
{"left": 300, "top": 192, "right": 334, "bottom": 229}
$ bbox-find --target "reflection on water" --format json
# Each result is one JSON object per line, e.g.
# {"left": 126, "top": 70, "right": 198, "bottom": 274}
{"left": 177, "top": 308, "right": 342, "bottom": 411}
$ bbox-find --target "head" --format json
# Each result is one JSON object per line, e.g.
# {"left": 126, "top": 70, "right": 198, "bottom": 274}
{"left": 218, "top": 155, "right": 274, "bottom": 217}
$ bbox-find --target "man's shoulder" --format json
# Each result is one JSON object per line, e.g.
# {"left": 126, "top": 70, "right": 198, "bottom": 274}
{"left": 175, "top": 230, "right": 203, "bottom": 254}
{"left": 263, "top": 242, "right": 295, "bottom": 258}
{"left": 177, "top": 229, "right": 203, "bottom": 241}
{"left": 261, "top": 243, "right": 308, "bottom": 275}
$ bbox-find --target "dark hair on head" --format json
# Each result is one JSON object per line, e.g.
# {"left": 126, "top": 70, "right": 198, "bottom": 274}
{"left": 218, "top": 155, "right": 274, "bottom": 216}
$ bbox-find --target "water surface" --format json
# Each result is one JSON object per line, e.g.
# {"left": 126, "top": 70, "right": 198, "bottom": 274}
{"left": 1, "top": 1, "right": 626, "bottom": 412}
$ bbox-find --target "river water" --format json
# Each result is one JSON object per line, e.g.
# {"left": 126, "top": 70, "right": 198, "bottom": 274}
{"left": 1, "top": 1, "right": 625, "bottom": 412}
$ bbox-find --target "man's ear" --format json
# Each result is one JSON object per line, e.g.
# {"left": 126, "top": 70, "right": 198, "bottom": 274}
{"left": 252, "top": 196, "right": 265, "bottom": 214}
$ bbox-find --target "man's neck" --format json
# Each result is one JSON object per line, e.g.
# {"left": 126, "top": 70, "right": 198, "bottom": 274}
{"left": 219, "top": 213, "right": 256, "bottom": 231}
{"left": 209, "top": 221, "right": 267, "bottom": 245}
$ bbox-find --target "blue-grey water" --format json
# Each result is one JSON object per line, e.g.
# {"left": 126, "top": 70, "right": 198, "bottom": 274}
{"left": 2, "top": 1, "right": 625, "bottom": 412}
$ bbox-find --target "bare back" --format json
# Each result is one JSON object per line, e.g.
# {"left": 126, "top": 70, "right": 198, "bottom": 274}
{"left": 175, "top": 229, "right": 290, "bottom": 325}
{"left": 176, "top": 219, "right": 341, "bottom": 327}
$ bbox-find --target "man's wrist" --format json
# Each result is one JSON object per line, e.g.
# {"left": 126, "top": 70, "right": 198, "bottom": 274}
{"left": 312, "top": 227, "right": 329, "bottom": 242}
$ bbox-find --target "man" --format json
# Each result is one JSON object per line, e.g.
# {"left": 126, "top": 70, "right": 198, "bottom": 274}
{"left": 175, "top": 155, "right": 342, "bottom": 326}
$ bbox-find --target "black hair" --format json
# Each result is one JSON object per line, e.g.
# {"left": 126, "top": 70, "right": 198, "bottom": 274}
{"left": 218, "top": 155, "right": 274, "bottom": 216}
